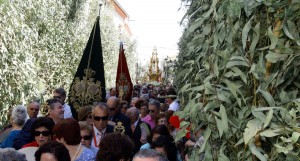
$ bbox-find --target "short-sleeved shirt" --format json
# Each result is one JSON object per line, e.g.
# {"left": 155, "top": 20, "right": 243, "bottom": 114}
{"left": 75, "top": 147, "right": 95, "bottom": 161}
{"left": 168, "top": 99, "right": 180, "bottom": 112}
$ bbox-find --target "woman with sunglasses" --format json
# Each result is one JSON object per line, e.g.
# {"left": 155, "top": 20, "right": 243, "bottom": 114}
{"left": 79, "top": 122, "right": 99, "bottom": 155}
{"left": 53, "top": 118, "right": 95, "bottom": 161}
{"left": 19, "top": 117, "right": 55, "bottom": 161}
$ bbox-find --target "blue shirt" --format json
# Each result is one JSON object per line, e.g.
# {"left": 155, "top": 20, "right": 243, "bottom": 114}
{"left": 0, "top": 130, "right": 21, "bottom": 148}
{"left": 75, "top": 147, "right": 95, "bottom": 161}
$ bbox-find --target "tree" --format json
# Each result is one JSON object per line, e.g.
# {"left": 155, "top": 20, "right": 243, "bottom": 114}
{"left": 0, "top": 0, "right": 136, "bottom": 128}
{"left": 175, "top": 0, "right": 300, "bottom": 160}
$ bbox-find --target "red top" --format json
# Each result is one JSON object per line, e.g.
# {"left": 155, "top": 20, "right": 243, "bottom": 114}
{"left": 22, "top": 141, "right": 39, "bottom": 148}
{"left": 169, "top": 115, "right": 191, "bottom": 139}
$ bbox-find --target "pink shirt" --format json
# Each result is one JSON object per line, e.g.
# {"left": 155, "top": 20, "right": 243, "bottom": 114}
{"left": 141, "top": 115, "right": 155, "bottom": 129}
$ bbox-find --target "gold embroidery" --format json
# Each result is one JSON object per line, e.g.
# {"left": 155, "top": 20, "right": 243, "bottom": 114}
{"left": 114, "top": 121, "right": 125, "bottom": 134}
{"left": 116, "top": 73, "right": 130, "bottom": 100}
{"left": 40, "top": 103, "right": 50, "bottom": 116}
{"left": 69, "top": 68, "right": 103, "bottom": 111}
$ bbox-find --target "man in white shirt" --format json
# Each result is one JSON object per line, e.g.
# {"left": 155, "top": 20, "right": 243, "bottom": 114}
{"left": 165, "top": 90, "right": 180, "bottom": 117}
{"left": 91, "top": 102, "right": 114, "bottom": 147}
{"left": 53, "top": 87, "right": 73, "bottom": 119}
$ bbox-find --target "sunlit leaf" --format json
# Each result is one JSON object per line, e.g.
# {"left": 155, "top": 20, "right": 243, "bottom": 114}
{"left": 243, "top": 119, "right": 262, "bottom": 145}
{"left": 249, "top": 143, "right": 267, "bottom": 161}
{"left": 263, "top": 109, "right": 273, "bottom": 128}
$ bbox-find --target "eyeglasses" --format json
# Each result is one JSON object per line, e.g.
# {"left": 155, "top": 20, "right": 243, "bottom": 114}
{"left": 30, "top": 108, "right": 39, "bottom": 112}
{"left": 93, "top": 116, "right": 109, "bottom": 121}
{"left": 148, "top": 110, "right": 155, "bottom": 113}
{"left": 81, "top": 135, "right": 92, "bottom": 140}
{"left": 34, "top": 131, "right": 51, "bottom": 136}
{"left": 158, "top": 119, "right": 167, "bottom": 124}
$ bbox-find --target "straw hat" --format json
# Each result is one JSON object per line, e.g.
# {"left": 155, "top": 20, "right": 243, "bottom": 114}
{"left": 159, "top": 91, "right": 177, "bottom": 99}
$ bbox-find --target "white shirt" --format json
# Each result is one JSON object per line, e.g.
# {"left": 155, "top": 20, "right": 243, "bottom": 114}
{"left": 168, "top": 99, "right": 180, "bottom": 112}
{"left": 63, "top": 103, "right": 73, "bottom": 119}
{"left": 91, "top": 125, "right": 106, "bottom": 147}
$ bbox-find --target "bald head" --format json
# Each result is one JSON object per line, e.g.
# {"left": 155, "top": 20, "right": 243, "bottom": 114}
{"left": 107, "top": 96, "right": 119, "bottom": 117}
{"left": 128, "top": 107, "right": 139, "bottom": 117}
{"left": 27, "top": 101, "right": 40, "bottom": 118}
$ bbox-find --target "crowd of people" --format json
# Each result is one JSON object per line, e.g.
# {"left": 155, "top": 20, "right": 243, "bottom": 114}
{"left": 0, "top": 84, "right": 204, "bottom": 161}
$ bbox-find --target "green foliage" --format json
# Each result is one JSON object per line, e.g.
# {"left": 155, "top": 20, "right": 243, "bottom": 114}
{"left": 176, "top": 0, "right": 300, "bottom": 160}
{"left": 0, "top": 0, "right": 136, "bottom": 128}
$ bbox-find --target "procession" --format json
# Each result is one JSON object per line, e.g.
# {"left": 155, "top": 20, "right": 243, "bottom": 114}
{"left": 1, "top": 0, "right": 300, "bottom": 161}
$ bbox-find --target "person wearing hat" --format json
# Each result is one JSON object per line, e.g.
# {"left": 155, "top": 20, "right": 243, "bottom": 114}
{"left": 165, "top": 91, "right": 180, "bottom": 117}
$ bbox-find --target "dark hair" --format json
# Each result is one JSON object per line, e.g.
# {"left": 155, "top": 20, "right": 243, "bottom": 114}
{"left": 109, "top": 88, "right": 116, "bottom": 92}
{"left": 41, "top": 98, "right": 63, "bottom": 116}
{"left": 166, "top": 91, "right": 177, "bottom": 100}
{"left": 31, "top": 117, "right": 55, "bottom": 136}
{"left": 120, "top": 101, "right": 129, "bottom": 109}
{"left": 155, "top": 113, "right": 168, "bottom": 125}
{"left": 135, "top": 100, "right": 147, "bottom": 109}
{"left": 152, "top": 135, "right": 178, "bottom": 161}
{"left": 46, "top": 98, "right": 63, "bottom": 110}
{"left": 53, "top": 87, "right": 66, "bottom": 97}
{"left": 96, "top": 132, "right": 135, "bottom": 161}
{"left": 35, "top": 141, "right": 70, "bottom": 161}
{"left": 149, "top": 125, "right": 173, "bottom": 144}
{"left": 78, "top": 105, "right": 92, "bottom": 121}
{"left": 53, "top": 118, "right": 81, "bottom": 145}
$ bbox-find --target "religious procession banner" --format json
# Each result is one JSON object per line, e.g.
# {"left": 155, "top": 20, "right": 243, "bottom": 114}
{"left": 116, "top": 42, "right": 133, "bottom": 103}
{"left": 68, "top": 17, "right": 106, "bottom": 119}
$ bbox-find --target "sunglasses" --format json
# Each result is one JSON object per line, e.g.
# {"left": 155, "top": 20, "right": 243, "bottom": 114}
{"left": 81, "top": 135, "right": 92, "bottom": 140}
{"left": 93, "top": 116, "right": 109, "bottom": 121}
{"left": 109, "top": 108, "right": 116, "bottom": 111}
{"left": 148, "top": 110, "right": 155, "bottom": 113}
{"left": 30, "top": 108, "right": 39, "bottom": 112}
{"left": 34, "top": 131, "right": 51, "bottom": 136}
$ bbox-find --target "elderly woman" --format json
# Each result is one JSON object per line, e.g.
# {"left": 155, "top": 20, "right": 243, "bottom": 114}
{"left": 35, "top": 141, "right": 71, "bottom": 161}
{"left": 78, "top": 105, "right": 93, "bottom": 126}
{"left": 79, "top": 122, "right": 98, "bottom": 155}
{"left": 155, "top": 113, "right": 168, "bottom": 126}
{"left": 0, "top": 148, "right": 27, "bottom": 161}
{"left": 53, "top": 118, "right": 95, "bottom": 161}
{"left": 0, "top": 105, "right": 27, "bottom": 148}
{"left": 135, "top": 100, "right": 149, "bottom": 119}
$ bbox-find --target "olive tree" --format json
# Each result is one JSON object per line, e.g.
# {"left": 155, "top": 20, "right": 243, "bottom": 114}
{"left": 176, "top": 0, "right": 300, "bottom": 160}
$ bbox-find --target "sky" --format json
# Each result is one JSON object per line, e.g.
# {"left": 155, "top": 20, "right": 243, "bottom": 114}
{"left": 117, "top": 0, "right": 185, "bottom": 66}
